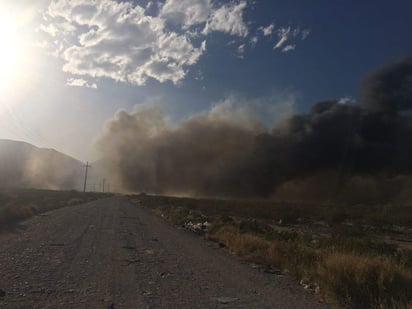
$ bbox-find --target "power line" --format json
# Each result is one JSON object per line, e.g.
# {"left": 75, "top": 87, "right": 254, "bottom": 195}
{"left": 83, "top": 161, "right": 91, "bottom": 192}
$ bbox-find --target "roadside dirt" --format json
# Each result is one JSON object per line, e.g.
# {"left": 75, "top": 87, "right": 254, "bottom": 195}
{"left": 0, "top": 196, "right": 326, "bottom": 308}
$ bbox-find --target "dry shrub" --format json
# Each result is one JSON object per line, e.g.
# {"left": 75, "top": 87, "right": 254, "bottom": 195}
{"left": 0, "top": 189, "right": 109, "bottom": 226}
{"left": 233, "top": 234, "right": 270, "bottom": 262}
{"left": 0, "top": 204, "right": 37, "bottom": 224}
{"left": 318, "top": 253, "right": 412, "bottom": 309}
{"left": 209, "top": 224, "right": 238, "bottom": 247}
{"left": 268, "top": 240, "right": 318, "bottom": 278}
{"left": 208, "top": 225, "right": 271, "bottom": 262}
{"left": 67, "top": 198, "right": 84, "bottom": 206}
{"left": 141, "top": 194, "right": 412, "bottom": 309}
{"left": 156, "top": 207, "right": 190, "bottom": 225}
{"left": 208, "top": 223, "right": 317, "bottom": 278}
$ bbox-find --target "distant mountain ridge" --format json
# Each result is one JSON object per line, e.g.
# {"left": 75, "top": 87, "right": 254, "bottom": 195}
{"left": 0, "top": 139, "right": 84, "bottom": 190}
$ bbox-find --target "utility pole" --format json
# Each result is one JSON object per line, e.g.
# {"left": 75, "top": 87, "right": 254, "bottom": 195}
{"left": 102, "top": 178, "right": 106, "bottom": 193}
{"left": 83, "top": 161, "right": 91, "bottom": 192}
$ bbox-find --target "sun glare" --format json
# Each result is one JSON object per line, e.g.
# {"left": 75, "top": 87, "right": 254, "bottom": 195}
{"left": 0, "top": 12, "right": 23, "bottom": 93}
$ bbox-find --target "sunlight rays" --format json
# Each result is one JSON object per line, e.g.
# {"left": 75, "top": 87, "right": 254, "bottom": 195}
{"left": 0, "top": 12, "right": 23, "bottom": 92}
{"left": 0, "top": 3, "right": 42, "bottom": 117}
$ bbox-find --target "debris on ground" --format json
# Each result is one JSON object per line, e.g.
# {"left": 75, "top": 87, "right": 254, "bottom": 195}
{"left": 183, "top": 221, "right": 211, "bottom": 234}
{"left": 214, "top": 296, "right": 238, "bottom": 304}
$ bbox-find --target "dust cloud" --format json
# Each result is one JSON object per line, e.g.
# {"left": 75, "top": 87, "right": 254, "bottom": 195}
{"left": 97, "top": 57, "right": 412, "bottom": 202}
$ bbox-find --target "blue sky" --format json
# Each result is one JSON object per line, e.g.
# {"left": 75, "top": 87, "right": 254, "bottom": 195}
{"left": 0, "top": 0, "right": 411, "bottom": 161}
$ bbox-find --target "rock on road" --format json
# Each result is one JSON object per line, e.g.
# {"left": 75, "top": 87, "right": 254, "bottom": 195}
{"left": 0, "top": 197, "right": 326, "bottom": 308}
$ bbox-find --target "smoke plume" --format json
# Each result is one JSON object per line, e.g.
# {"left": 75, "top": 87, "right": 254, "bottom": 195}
{"left": 97, "top": 58, "right": 412, "bottom": 201}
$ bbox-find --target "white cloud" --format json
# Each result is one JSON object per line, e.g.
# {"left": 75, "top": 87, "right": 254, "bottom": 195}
{"left": 146, "top": 2, "right": 154, "bottom": 10}
{"left": 274, "top": 35, "right": 288, "bottom": 49}
{"left": 66, "top": 78, "right": 97, "bottom": 89}
{"left": 160, "top": 0, "right": 212, "bottom": 28}
{"left": 194, "top": 69, "right": 204, "bottom": 81}
{"left": 40, "top": 0, "right": 253, "bottom": 86}
{"left": 282, "top": 44, "right": 295, "bottom": 53}
{"left": 250, "top": 36, "right": 258, "bottom": 47}
{"left": 203, "top": 1, "right": 248, "bottom": 37}
{"left": 274, "top": 27, "right": 292, "bottom": 49}
{"left": 160, "top": 0, "right": 249, "bottom": 37}
{"left": 41, "top": 0, "right": 207, "bottom": 86}
{"left": 338, "top": 96, "right": 356, "bottom": 105}
{"left": 236, "top": 44, "right": 245, "bottom": 58}
{"left": 273, "top": 26, "right": 311, "bottom": 52}
{"left": 39, "top": 23, "right": 59, "bottom": 37}
{"left": 259, "top": 23, "right": 275, "bottom": 36}
{"left": 40, "top": 0, "right": 311, "bottom": 85}
{"left": 301, "top": 29, "right": 311, "bottom": 40}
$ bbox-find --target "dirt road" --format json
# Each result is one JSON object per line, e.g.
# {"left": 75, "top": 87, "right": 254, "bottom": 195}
{"left": 0, "top": 197, "right": 326, "bottom": 308}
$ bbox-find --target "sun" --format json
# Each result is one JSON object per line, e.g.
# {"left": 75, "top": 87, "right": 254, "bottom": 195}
{"left": 0, "top": 3, "right": 39, "bottom": 114}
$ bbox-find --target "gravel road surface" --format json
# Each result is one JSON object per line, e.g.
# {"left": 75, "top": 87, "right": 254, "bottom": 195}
{"left": 0, "top": 196, "right": 326, "bottom": 308}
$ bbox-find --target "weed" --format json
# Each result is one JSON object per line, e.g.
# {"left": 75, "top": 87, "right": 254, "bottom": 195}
{"left": 0, "top": 188, "right": 109, "bottom": 226}
{"left": 318, "top": 253, "right": 412, "bottom": 309}
{"left": 130, "top": 194, "right": 412, "bottom": 308}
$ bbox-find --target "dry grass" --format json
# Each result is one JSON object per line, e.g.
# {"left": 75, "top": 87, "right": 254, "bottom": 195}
{"left": 207, "top": 223, "right": 317, "bottom": 277}
{"left": 130, "top": 193, "right": 412, "bottom": 309}
{"left": 131, "top": 194, "right": 412, "bottom": 227}
{"left": 0, "top": 188, "right": 110, "bottom": 226}
{"left": 318, "top": 253, "right": 412, "bottom": 309}
{"left": 208, "top": 223, "right": 412, "bottom": 308}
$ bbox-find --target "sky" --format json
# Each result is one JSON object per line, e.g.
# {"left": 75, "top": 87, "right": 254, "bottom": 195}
{"left": 0, "top": 0, "right": 411, "bottom": 161}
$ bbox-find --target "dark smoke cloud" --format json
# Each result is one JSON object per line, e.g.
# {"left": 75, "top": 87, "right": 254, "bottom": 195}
{"left": 97, "top": 58, "right": 412, "bottom": 201}
{"left": 362, "top": 56, "right": 412, "bottom": 113}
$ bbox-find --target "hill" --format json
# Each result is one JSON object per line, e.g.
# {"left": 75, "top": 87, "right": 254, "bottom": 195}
{"left": 0, "top": 139, "right": 84, "bottom": 190}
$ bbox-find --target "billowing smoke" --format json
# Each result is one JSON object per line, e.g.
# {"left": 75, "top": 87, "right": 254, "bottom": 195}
{"left": 362, "top": 56, "right": 412, "bottom": 114}
{"left": 96, "top": 105, "right": 260, "bottom": 196}
{"left": 97, "top": 57, "right": 412, "bottom": 201}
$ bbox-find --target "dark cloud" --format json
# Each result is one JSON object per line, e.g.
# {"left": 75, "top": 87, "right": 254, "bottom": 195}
{"left": 97, "top": 58, "right": 412, "bottom": 201}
